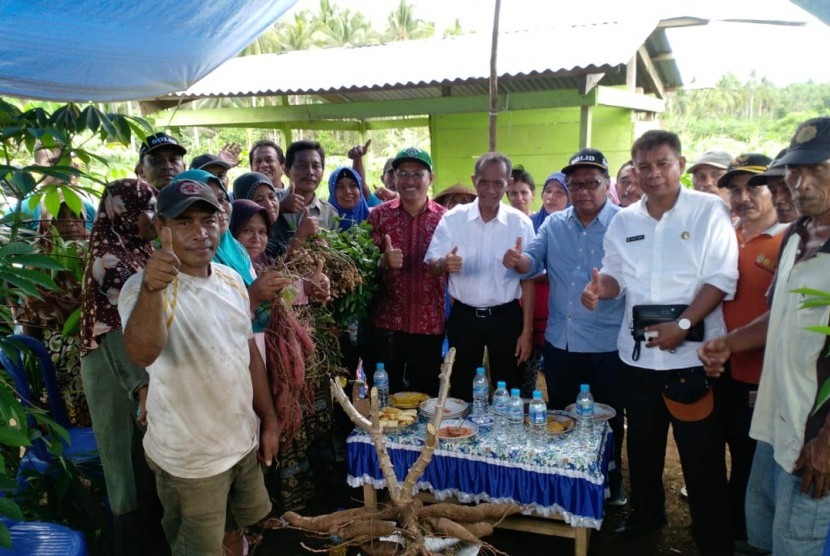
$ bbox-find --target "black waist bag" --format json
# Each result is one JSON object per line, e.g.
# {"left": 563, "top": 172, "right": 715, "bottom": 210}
{"left": 631, "top": 304, "right": 704, "bottom": 361}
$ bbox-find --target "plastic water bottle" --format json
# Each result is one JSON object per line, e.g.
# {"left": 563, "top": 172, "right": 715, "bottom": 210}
{"left": 373, "top": 363, "right": 389, "bottom": 408}
{"left": 506, "top": 388, "right": 525, "bottom": 444}
{"left": 492, "top": 381, "right": 510, "bottom": 439}
{"left": 576, "top": 384, "right": 595, "bottom": 417}
{"left": 528, "top": 390, "right": 548, "bottom": 441}
{"left": 471, "top": 367, "right": 490, "bottom": 422}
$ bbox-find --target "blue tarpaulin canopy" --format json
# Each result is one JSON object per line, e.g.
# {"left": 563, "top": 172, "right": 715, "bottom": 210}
{"left": 0, "top": 0, "right": 296, "bottom": 102}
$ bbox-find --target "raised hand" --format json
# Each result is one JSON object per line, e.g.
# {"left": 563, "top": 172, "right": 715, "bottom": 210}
{"left": 347, "top": 139, "right": 372, "bottom": 160}
{"left": 280, "top": 183, "right": 306, "bottom": 214}
{"left": 304, "top": 259, "right": 331, "bottom": 302}
{"left": 581, "top": 267, "right": 601, "bottom": 310}
{"left": 502, "top": 236, "right": 524, "bottom": 269}
{"left": 296, "top": 207, "right": 319, "bottom": 241}
{"left": 218, "top": 142, "right": 242, "bottom": 167}
{"left": 381, "top": 234, "right": 403, "bottom": 270}
{"left": 142, "top": 227, "right": 180, "bottom": 292}
{"left": 443, "top": 246, "right": 462, "bottom": 273}
{"left": 249, "top": 270, "right": 292, "bottom": 307}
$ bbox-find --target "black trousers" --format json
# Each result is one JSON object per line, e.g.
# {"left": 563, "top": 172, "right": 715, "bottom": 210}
{"left": 363, "top": 327, "right": 445, "bottom": 397}
{"left": 721, "top": 371, "right": 757, "bottom": 541}
{"left": 623, "top": 363, "right": 732, "bottom": 555}
{"left": 446, "top": 300, "right": 525, "bottom": 401}
{"left": 543, "top": 345, "right": 625, "bottom": 496}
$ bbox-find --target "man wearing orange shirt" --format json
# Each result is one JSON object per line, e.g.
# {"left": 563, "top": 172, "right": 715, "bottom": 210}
{"left": 717, "top": 153, "right": 787, "bottom": 554}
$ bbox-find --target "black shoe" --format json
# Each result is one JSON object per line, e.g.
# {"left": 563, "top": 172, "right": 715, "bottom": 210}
{"left": 733, "top": 540, "right": 771, "bottom": 555}
{"left": 612, "top": 516, "right": 667, "bottom": 538}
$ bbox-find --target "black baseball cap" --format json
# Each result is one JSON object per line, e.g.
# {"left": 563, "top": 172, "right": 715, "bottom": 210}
{"left": 138, "top": 132, "right": 186, "bottom": 161}
{"left": 156, "top": 179, "right": 222, "bottom": 218}
{"left": 776, "top": 117, "right": 830, "bottom": 167}
{"left": 747, "top": 149, "right": 788, "bottom": 186}
{"left": 717, "top": 153, "right": 772, "bottom": 188}
{"left": 561, "top": 148, "right": 609, "bottom": 175}
{"left": 190, "top": 153, "right": 231, "bottom": 171}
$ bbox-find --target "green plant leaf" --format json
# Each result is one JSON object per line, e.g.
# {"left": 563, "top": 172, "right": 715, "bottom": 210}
{"left": 812, "top": 376, "right": 830, "bottom": 416}
{"left": 8, "top": 170, "right": 36, "bottom": 196}
{"left": 0, "top": 522, "right": 10, "bottom": 549}
{"left": 62, "top": 307, "right": 82, "bottom": 337}
{"left": 806, "top": 325, "right": 830, "bottom": 336}
{"left": 0, "top": 497, "right": 24, "bottom": 520}
{"left": 81, "top": 105, "right": 101, "bottom": 133}
{"left": 0, "top": 427, "right": 31, "bottom": 447}
{"left": 8, "top": 254, "right": 67, "bottom": 271}
{"left": 44, "top": 189, "right": 62, "bottom": 220}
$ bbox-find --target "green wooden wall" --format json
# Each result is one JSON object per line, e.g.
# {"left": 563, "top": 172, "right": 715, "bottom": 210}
{"left": 429, "top": 106, "right": 634, "bottom": 207}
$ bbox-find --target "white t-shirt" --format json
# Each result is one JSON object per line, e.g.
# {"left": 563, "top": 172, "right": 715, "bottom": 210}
{"left": 424, "top": 199, "right": 535, "bottom": 307}
{"left": 750, "top": 232, "right": 830, "bottom": 472}
{"left": 601, "top": 186, "right": 739, "bottom": 370}
{"left": 119, "top": 263, "right": 258, "bottom": 479}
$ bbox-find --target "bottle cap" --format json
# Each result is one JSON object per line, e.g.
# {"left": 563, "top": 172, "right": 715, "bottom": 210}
{"left": 510, "top": 388, "right": 520, "bottom": 396}
{"left": 497, "top": 381, "right": 506, "bottom": 389}
{"left": 580, "top": 384, "right": 589, "bottom": 392}
{"left": 476, "top": 367, "right": 485, "bottom": 375}
{"left": 376, "top": 362, "right": 385, "bottom": 370}
{"left": 533, "top": 390, "right": 542, "bottom": 399}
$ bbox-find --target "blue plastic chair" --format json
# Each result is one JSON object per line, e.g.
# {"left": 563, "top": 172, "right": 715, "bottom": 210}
{"left": 0, "top": 334, "right": 99, "bottom": 483}
{"left": 0, "top": 518, "right": 88, "bottom": 556}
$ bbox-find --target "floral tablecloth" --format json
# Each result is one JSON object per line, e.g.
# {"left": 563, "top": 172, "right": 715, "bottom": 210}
{"left": 347, "top": 419, "right": 612, "bottom": 529}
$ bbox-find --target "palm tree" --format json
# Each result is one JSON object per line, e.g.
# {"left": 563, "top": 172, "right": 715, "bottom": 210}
{"left": 384, "top": 0, "right": 434, "bottom": 42}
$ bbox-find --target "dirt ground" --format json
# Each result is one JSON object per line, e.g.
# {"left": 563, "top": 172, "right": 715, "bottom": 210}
{"left": 254, "top": 423, "right": 702, "bottom": 556}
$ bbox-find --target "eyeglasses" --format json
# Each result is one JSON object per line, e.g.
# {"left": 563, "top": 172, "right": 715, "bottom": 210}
{"left": 566, "top": 179, "right": 604, "bottom": 192}
{"left": 395, "top": 170, "right": 428, "bottom": 180}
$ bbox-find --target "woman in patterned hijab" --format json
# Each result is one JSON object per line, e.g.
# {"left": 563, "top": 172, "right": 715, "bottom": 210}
{"left": 79, "top": 178, "right": 167, "bottom": 552}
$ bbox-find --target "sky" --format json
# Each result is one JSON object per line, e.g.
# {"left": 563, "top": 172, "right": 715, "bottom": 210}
{"left": 283, "top": 0, "right": 830, "bottom": 88}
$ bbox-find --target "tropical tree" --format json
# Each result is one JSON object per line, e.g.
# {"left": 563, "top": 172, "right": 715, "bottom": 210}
{"left": 383, "top": 0, "right": 435, "bottom": 42}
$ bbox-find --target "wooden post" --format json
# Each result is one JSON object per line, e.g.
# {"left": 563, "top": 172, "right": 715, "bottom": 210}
{"left": 488, "top": 0, "right": 501, "bottom": 152}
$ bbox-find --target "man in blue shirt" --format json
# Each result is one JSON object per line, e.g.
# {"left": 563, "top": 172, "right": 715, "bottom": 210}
{"left": 503, "top": 147, "right": 626, "bottom": 504}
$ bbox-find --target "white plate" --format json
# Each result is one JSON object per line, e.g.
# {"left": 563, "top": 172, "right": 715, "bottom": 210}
{"left": 419, "top": 397, "right": 468, "bottom": 419}
{"left": 565, "top": 402, "right": 617, "bottom": 421}
{"left": 437, "top": 419, "right": 478, "bottom": 441}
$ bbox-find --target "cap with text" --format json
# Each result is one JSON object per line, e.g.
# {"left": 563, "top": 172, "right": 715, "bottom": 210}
{"left": 138, "top": 132, "right": 186, "bottom": 160}
{"left": 561, "top": 148, "right": 609, "bottom": 175}
{"left": 747, "top": 148, "right": 788, "bottom": 186}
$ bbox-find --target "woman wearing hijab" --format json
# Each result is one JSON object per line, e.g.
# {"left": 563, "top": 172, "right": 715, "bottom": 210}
{"left": 79, "top": 179, "right": 168, "bottom": 555}
{"left": 327, "top": 166, "right": 369, "bottom": 230}
{"left": 531, "top": 172, "right": 570, "bottom": 231}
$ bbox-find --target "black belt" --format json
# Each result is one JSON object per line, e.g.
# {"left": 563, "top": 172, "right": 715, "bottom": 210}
{"left": 454, "top": 300, "right": 518, "bottom": 319}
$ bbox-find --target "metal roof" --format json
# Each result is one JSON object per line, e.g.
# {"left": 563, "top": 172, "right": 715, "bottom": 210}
{"left": 159, "top": 19, "right": 681, "bottom": 103}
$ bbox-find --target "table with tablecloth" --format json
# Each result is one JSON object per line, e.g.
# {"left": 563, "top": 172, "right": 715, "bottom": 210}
{"left": 347, "top": 419, "right": 612, "bottom": 532}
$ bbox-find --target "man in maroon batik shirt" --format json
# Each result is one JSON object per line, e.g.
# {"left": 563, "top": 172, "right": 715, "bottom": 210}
{"left": 364, "top": 147, "right": 446, "bottom": 395}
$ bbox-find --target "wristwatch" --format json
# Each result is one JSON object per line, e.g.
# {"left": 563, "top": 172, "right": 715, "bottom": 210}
{"left": 677, "top": 317, "right": 692, "bottom": 331}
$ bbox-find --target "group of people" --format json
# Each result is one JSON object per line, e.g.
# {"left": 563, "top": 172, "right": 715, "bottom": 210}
{"left": 14, "top": 113, "right": 830, "bottom": 556}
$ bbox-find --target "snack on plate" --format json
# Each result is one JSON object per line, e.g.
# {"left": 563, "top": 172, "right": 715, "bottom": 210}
{"left": 390, "top": 391, "right": 429, "bottom": 409}
{"left": 547, "top": 417, "right": 574, "bottom": 434}
{"left": 379, "top": 406, "right": 418, "bottom": 429}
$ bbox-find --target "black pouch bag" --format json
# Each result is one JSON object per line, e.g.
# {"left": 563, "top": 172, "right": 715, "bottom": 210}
{"left": 630, "top": 304, "right": 704, "bottom": 361}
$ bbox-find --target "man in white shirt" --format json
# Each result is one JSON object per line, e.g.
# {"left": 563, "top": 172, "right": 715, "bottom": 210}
{"left": 425, "top": 151, "right": 535, "bottom": 399}
{"left": 582, "top": 130, "right": 738, "bottom": 555}
{"left": 120, "top": 179, "right": 279, "bottom": 555}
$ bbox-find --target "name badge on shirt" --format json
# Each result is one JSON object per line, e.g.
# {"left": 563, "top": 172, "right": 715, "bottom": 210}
{"left": 626, "top": 234, "right": 645, "bottom": 243}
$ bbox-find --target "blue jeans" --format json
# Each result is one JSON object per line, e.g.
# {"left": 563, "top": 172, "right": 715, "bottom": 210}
{"left": 746, "top": 441, "right": 830, "bottom": 555}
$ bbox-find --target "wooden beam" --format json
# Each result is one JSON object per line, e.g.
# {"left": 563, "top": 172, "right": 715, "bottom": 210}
{"left": 578, "top": 73, "right": 605, "bottom": 96}
{"left": 636, "top": 46, "right": 665, "bottom": 99}
{"left": 625, "top": 55, "right": 636, "bottom": 91}
{"left": 162, "top": 89, "right": 596, "bottom": 129}
{"left": 595, "top": 86, "right": 664, "bottom": 113}
{"left": 579, "top": 105, "right": 593, "bottom": 148}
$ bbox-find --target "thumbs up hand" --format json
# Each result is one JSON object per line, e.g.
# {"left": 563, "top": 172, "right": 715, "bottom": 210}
{"left": 581, "top": 268, "right": 602, "bottom": 310}
{"left": 381, "top": 234, "right": 403, "bottom": 270}
{"left": 296, "top": 207, "right": 319, "bottom": 242}
{"left": 502, "top": 236, "right": 526, "bottom": 270}
{"left": 142, "top": 226, "right": 180, "bottom": 293}
{"left": 304, "top": 258, "right": 331, "bottom": 302}
{"left": 442, "top": 246, "right": 463, "bottom": 273}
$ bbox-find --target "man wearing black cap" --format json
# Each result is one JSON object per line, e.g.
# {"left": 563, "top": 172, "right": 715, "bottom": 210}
{"left": 119, "top": 180, "right": 278, "bottom": 554}
{"left": 747, "top": 149, "right": 799, "bottom": 224}
{"left": 699, "top": 117, "right": 830, "bottom": 555}
{"left": 717, "top": 153, "right": 788, "bottom": 553}
{"left": 583, "top": 130, "right": 738, "bottom": 554}
{"left": 136, "top": 132, "right": 186, "bottom": 189}
{"left": 190, "top": 153, "right": 231, "bottom": 189}
{"left": 503, "top": 147, "right": 627, "bottom": 505}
